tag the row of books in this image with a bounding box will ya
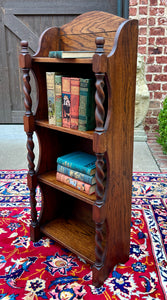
[46,72,95,131]
[56,151,97,195]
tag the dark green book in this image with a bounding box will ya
[78,78,95,131]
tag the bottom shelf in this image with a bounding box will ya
[41,217,96,264]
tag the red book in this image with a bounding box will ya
[56,172,96,195]
[62,77,71,128]
[70,78,80,129]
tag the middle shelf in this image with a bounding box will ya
[35,120,94,140]
[38,170,96,205]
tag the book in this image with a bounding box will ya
[56,172,96,195]
[46,72,56,125]
[57,163,96,185]
[62,77,71,128]
[78,78,96,131]
[57,151,96,175]
[49,50,95,59]
[55,75,62,126]
[70,78,80,129]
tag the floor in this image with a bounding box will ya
[0,125,164,172]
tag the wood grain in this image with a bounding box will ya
[41,217,96,264]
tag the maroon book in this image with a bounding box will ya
[70,78,80,129]
[62,77,71,128]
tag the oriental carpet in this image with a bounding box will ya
[0,170,166,300]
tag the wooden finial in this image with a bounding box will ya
[20,40,28,53]
[95,37,105,53]
[19,40,31,69]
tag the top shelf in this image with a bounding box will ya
[32,57,93,64]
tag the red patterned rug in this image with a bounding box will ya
[0,170,166,300]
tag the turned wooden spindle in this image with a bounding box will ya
[92,37,107,286]
[19,41,39,241]
[93,37,106,205]
[94,37,106,132]
[20,41,32,117]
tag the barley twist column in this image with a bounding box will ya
[92,37,107,286]
[19,41,40,241]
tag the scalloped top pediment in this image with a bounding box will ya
[60,11,125,35]
[33,11,136,57]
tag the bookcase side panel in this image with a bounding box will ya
[33,27,60,57]
[31,63,48,120]
[104,19,138,269]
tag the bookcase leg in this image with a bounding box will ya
[19,41,41,242]
[28,174,41,242]
[26,133,40,242]
[92,221,105,287]
[92,264,106,287]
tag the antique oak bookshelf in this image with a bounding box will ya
[19,11,138,287]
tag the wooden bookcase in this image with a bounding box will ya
[19,11,138,287]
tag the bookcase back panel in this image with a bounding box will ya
[59,11,125,54]
[33,62,95,121]
[36,127,94,174]
[60,11,124,35]
[60,33,115,54]
[39,184,66,224]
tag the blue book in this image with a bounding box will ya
[57,164,96,185]
[57,151,97,175]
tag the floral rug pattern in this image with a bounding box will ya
[0,170,166,300]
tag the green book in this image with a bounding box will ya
[55,75,62,126]
[78,78,95,131]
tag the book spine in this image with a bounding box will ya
[55,75,62,126]
[62,77,71,128]
[56,172,95,195]
[48,51,57,58]
[70,78,80,129]
[78,78,95,131]
[57,157,94,175]
[57,164,95,184]
[46,72,56,125]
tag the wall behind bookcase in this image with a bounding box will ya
[0,0,117,123]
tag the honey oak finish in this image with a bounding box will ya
[19,11,138,287]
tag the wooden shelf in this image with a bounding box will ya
[41,217,96,264]
[38,171,96,205]
[35,120,94,140]
[32,57,92,64]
